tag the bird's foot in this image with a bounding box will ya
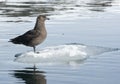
[34,51,40,54]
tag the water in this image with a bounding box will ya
[0,0,120,84]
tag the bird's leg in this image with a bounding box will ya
[33,64,36,72]
[33,46,36,53]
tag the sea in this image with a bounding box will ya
[0,0,120,84]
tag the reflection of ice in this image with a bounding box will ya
[14,43,119,64]
[0,0,119,20]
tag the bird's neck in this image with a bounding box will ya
[34,20,46,32]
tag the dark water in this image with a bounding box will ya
[0,0,120,84]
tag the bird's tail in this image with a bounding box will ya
[9,36,22,44]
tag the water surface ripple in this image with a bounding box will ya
[0,0,120,84]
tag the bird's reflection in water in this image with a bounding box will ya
[12,67,46,84]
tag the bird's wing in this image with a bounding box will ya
[10,30,40,45]
[21,30,40,43]
[22,30,40,38]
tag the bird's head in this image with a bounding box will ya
[37,15,49,22]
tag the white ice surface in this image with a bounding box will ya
[14,43,119,64]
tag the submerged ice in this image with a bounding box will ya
[14,43,119,64]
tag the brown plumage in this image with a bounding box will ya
[9,15,49,52]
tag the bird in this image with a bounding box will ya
[9,15,49,53]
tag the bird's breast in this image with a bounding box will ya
[30,31,47,46]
